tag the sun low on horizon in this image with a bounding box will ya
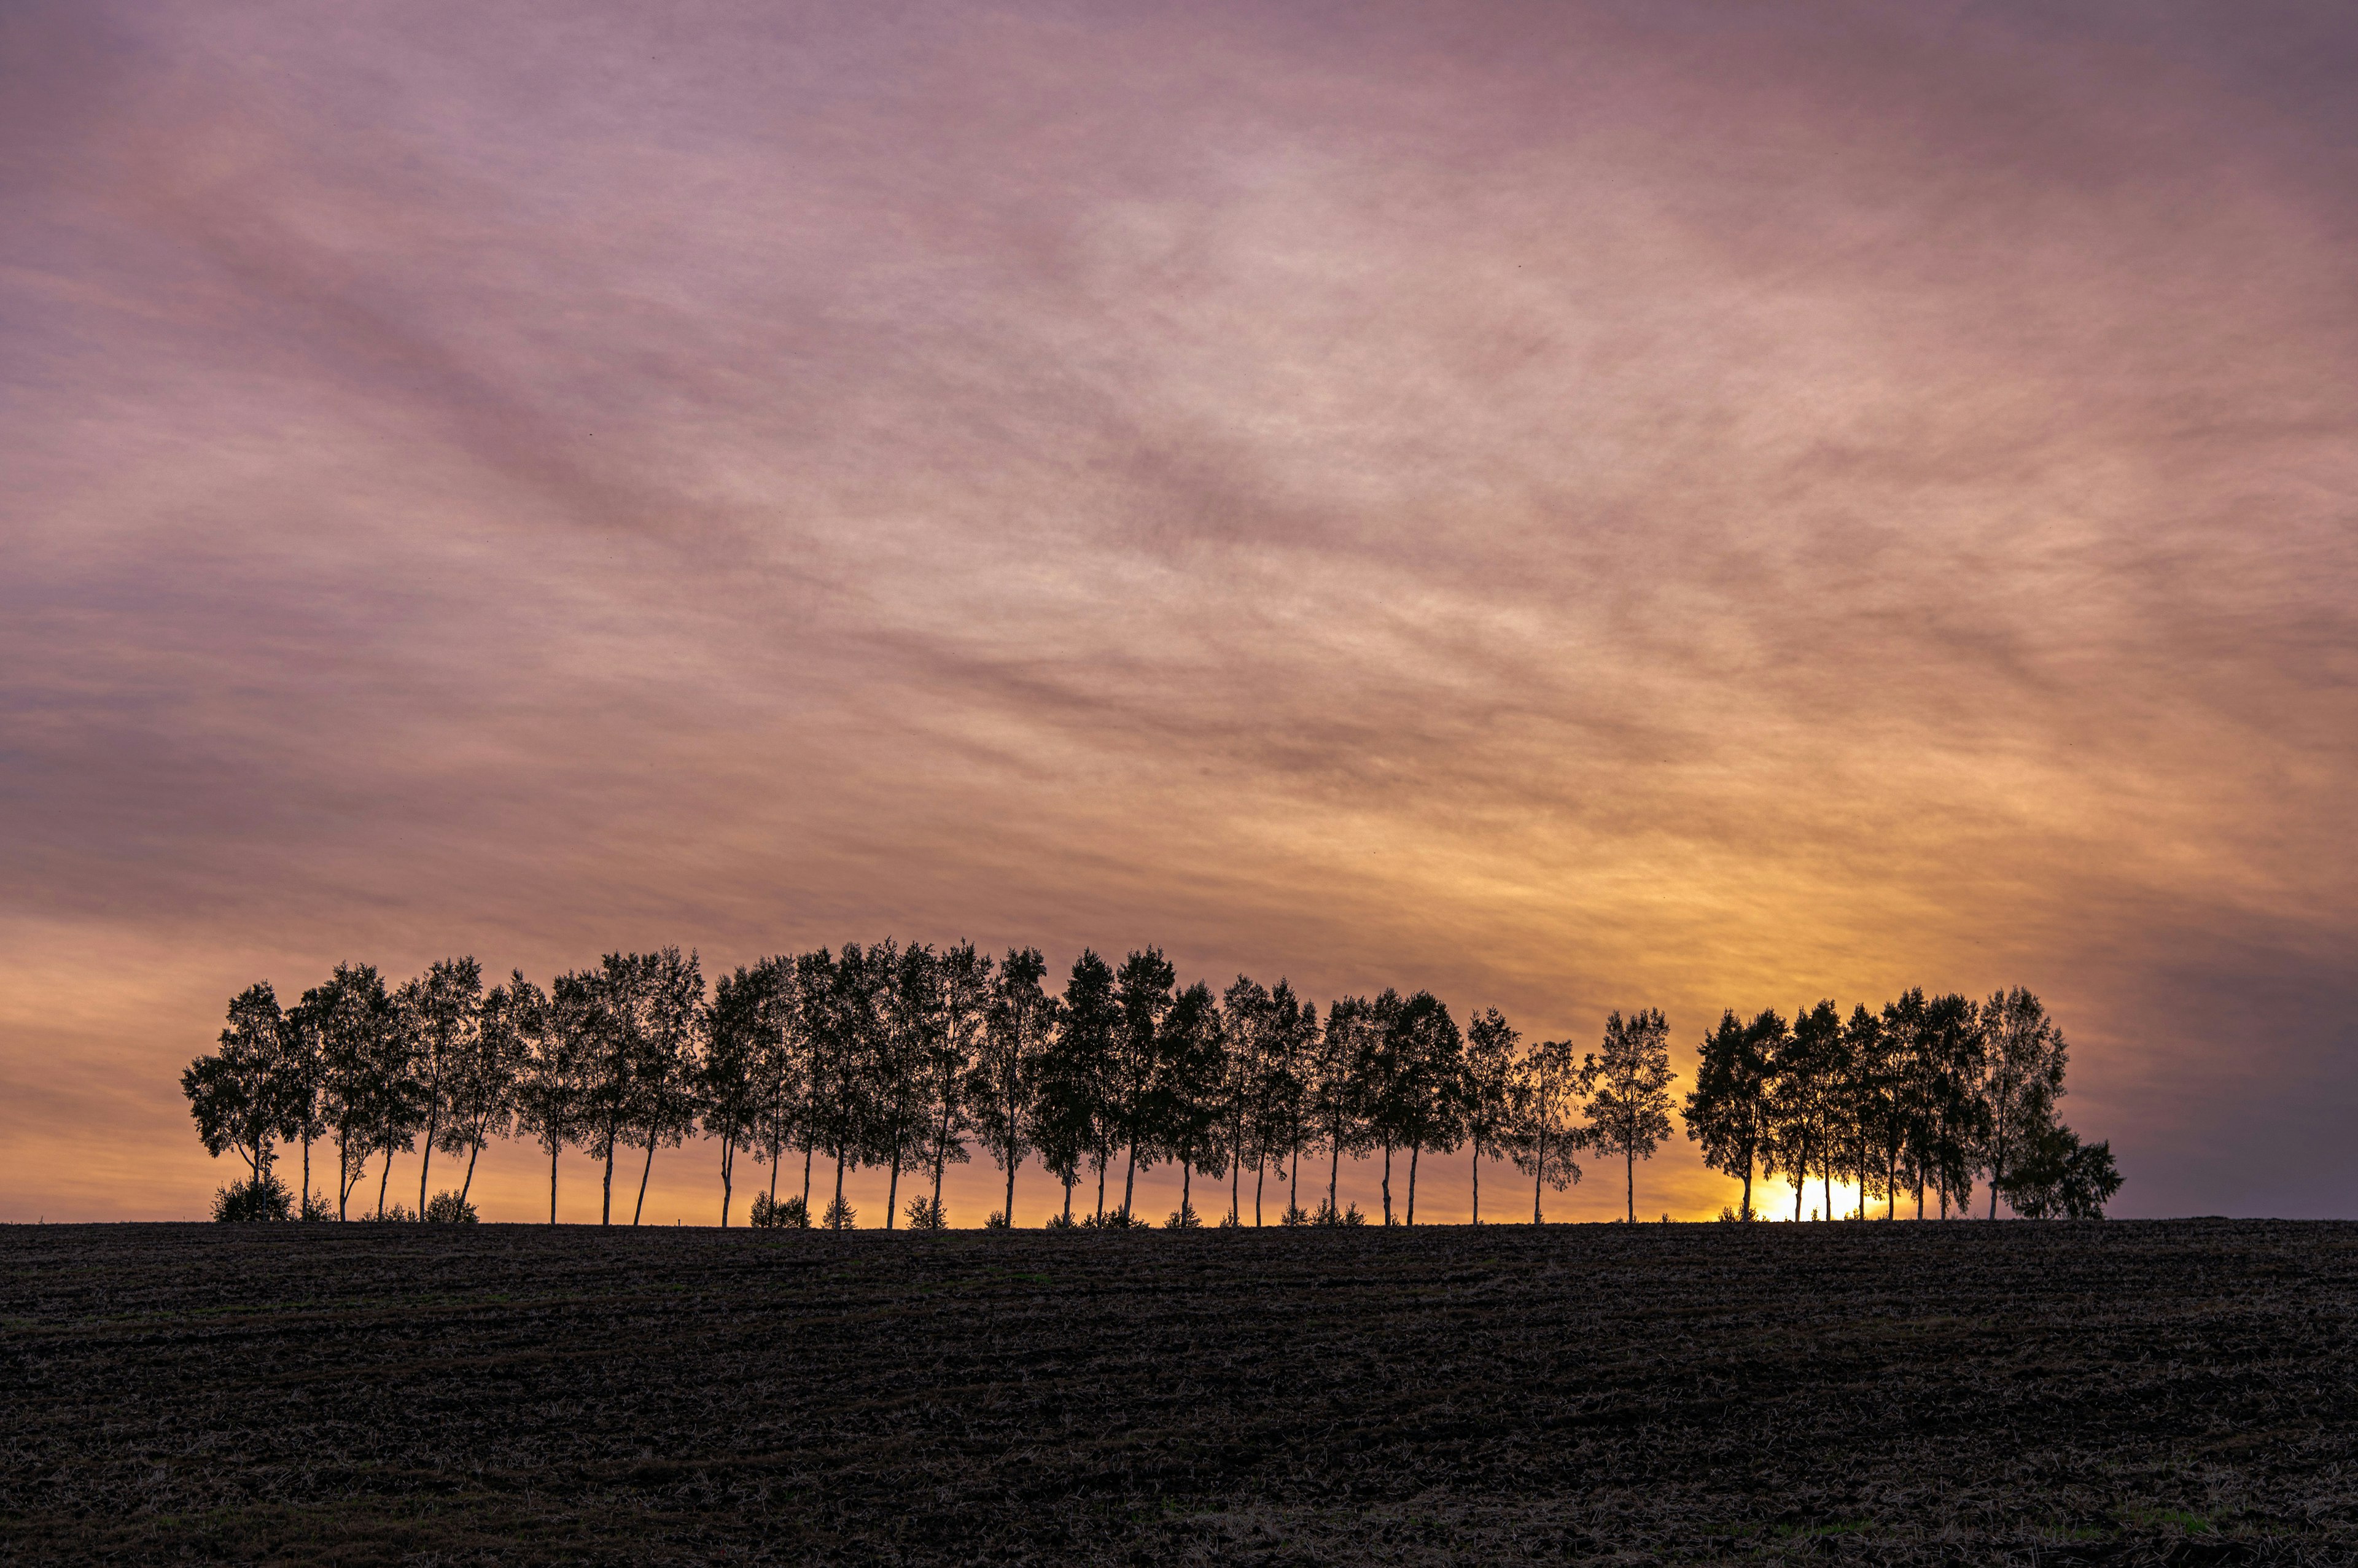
[3,0,2354,1228]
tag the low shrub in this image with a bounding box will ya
[212,1172,294,1222]
[358,1203,418,1223]
[1043,1211,1078,1229]
[822,1194,856,1230]
[1281,1204,1310,1227]
[298,1189,335,1221]
[1165,1200,1202,1230]
[423,1190,478,1224]
[984,1209,1012,1229]
[903,1195,947,1230]
[750,1192,810,1228]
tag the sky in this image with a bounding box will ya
[4,0,2353,1225]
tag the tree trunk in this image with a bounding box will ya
[1471,1146,1481,1225]
[1328,1141,1341,1216]
[832,1151,847,1225]
[376,1147,393,1220]
[1823,1168,1831,1224]
[633,1138,656,1225]
[1062,1172,1075,1224]
[418,1111,438,1215]
[602,1130,616,1225]
[1534,1147,1544,1225]
[1288,1142,1300,1214]
[1627,1148,1635,1224]
[1120,1140,1137,1221]
[933,1094,952,1216]
[1380,1143,1393,1226]
[885,1153,901,1230]
[1255,1159,1265,1227]
[1740,1158,1752,1222]
[459,1139,481,1206]
[801,1143,813,1207]
[720,1135,734,1228]
[1180,1162,1191,1219]
[1231,1145,1240,1224]
[550,1143,559,1225]
[301,1135,312,1216]
[1406,1144,1419,1226]
[1095,1159,1106,1221]
[1005,1146,1018,1228]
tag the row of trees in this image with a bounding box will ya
[184,944,2120,1226]
[1683,989,2122,1222]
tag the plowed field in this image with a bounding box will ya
[5,1220,2352,1564]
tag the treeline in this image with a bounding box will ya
[183,943,2120,1227]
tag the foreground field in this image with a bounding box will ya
[4,1220,2352,1564]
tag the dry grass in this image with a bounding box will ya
[4,1219,2354,1563]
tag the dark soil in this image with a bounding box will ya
[4,1219,2354,1564]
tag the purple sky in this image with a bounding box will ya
[4,0,2353,1222]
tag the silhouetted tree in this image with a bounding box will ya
[1869,989,1930,1219]
[1829,1003,1881,1220]
[869,939,940,1229]
[1916,993,1985,1218]
[1976,987,2070,1217]
[1259,981,1318,1223]
[969,946,1056,1225]
[311,963,418,1220]
[804,944,881,1227]
[702,963,776,1227]
[742,956,810,1209]
[1461,1009,1519,1225]
[1043,949,1119,1221]
[183,982,294,1197]
[395,956,483,1217]
[1582,1009,1676,1224]
[1310,995,1375,1219]
[572,955,644,1225]
[2001,1123,2123,1218]
[917,942,991,1227]
[1219,976,1274,1225]
[1683,1009,1776,1221]
[1799,1001,1853,1220]
[1111,947,1177,1221]
[278,992,329,1214]
[624,949,702,1225]
[1508,1034,1584,1223]
[1390,992,1465,1226]
[1158,979,1228,1224]
[1766,1002,1841,1221]
[507,973,577,1223]
[1350,990,1418,1224]
[443,970,524,1208]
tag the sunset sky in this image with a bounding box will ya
[4,0,2352,1224]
